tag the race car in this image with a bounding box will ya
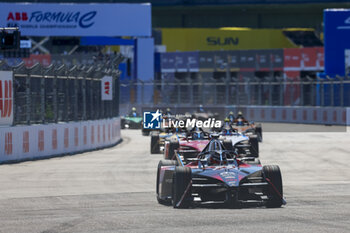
[231,112,263,142]
[121,107,142,129]
[163,128,210,160]
[150,126,187,154]
[191,105,220,122]
[121,116,143,129]
[220,127,259,158]
[156,136,285,208]
[164,126,259,161]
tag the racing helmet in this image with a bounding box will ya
[237,111,243,117]
[228,111,235,122]
[198,104,204,112]
[192,131,204,140]
[207,140,227,165]
[132,107,136,112]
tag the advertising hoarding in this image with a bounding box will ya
[0,3,151,37]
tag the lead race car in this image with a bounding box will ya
[156,136,286,208]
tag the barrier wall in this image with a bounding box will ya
[0,117,121,163]
[243,106,348,125]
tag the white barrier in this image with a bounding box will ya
[0,117,121,163]
[245,106,348,125]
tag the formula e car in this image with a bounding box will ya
[164,126,259,160]
[156,136,285,208]
[150,127,187,154]
[163,129,210,160]
[121,116,143,129]
[231,120,263,142]
[220,128,259,158]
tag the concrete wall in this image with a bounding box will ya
[0,117,121,164]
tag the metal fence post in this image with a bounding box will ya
[82,74,87,120]
[225,78,229,105]
[214,82,217,104]
[141,81,144,105]
[65,74,70,121]
[269,80,273,105]
[300,79,304,106]
[247,80,251,105]
[236,81,239,105]
[310,79,314,106]
[190,79,194,105]
[201,80,205,104]
[279,78,283,106]
[340,77,344,107]
[321,79,324,107]
[330,78,334,107]
[290,79,294,106]
[258,80,262,105]
[40,73,45,123]
[12,71,16,126]
[177,80,181,104]
[53,73,58,123]
[26,71,31,125]
[73,74,78,121]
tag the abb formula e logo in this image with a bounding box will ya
[6,11,96,28]
[0,71,13,125]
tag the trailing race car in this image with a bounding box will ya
[220,127,259,158]
[150,126,187,154]
[191,105,220,122]
[163,128,210,160]
[121,116,143,129]
[156,136,285,209]
[121,107,142,129]
[164,126,259,161]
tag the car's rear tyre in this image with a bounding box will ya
[256,125,263,142]
[172,167,192,209]
[121,119,126,129]
[263,165,283,208]
[249,135,259,157]
[156,160,177,205]
[151,132,160,154]
[167,138,179,160]
[223,139,233,151]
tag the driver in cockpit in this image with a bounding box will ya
[234,111,249,126]
[220,118,236,135]
[201,140,230,166]
[228,111,235,123]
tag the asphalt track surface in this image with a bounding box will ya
[0,123,349,233]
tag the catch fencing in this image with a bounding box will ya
[0,55,123,126]
[120,76,350,109]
